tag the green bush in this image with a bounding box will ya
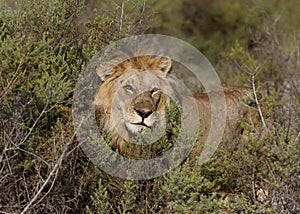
[87,9,299,214]
[0,0,149,213]
[1,0,299,213]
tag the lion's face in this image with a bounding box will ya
[95,56,173,144]
[112,70,167,137]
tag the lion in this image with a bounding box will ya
[94,55,258,158]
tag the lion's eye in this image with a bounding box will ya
[123,84,134,92]
[150,87,160,94]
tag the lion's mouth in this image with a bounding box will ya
[125,120,153,134]
[131,121,151,129]
[125,113,160,134]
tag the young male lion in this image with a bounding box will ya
[94,55,257,158]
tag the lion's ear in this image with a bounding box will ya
[157,56,172,73]
[96,62,115,82]
[96,59,132,82]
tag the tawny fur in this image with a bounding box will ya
[95,55,258,157]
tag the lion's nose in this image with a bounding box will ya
[135,108,152,118]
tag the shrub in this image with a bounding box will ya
[87,11,299,214]
[0,0,149,213]
[1,0,299,213]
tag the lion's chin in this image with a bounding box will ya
[125,122,150,134]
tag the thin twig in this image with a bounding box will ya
[18,98,56,147]
[251,73,269,134]
[252,166,257,202]
[0,211,18,214]
[296,33,300,68]
[0,144,8,165]
[138,0,147,27]
[244,63,269,134]
[142,0,146,14]
[119,0,125,31]
[295,132,300,142]
[0,64,25,102]
[4,131,50,167]
[20,156,61,214]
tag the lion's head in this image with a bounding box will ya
[94,55,181,154]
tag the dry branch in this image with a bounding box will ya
[20,117,84,214]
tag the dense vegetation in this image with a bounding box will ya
[0,0,299,213]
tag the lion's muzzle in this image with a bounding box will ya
[125,91,162,133]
